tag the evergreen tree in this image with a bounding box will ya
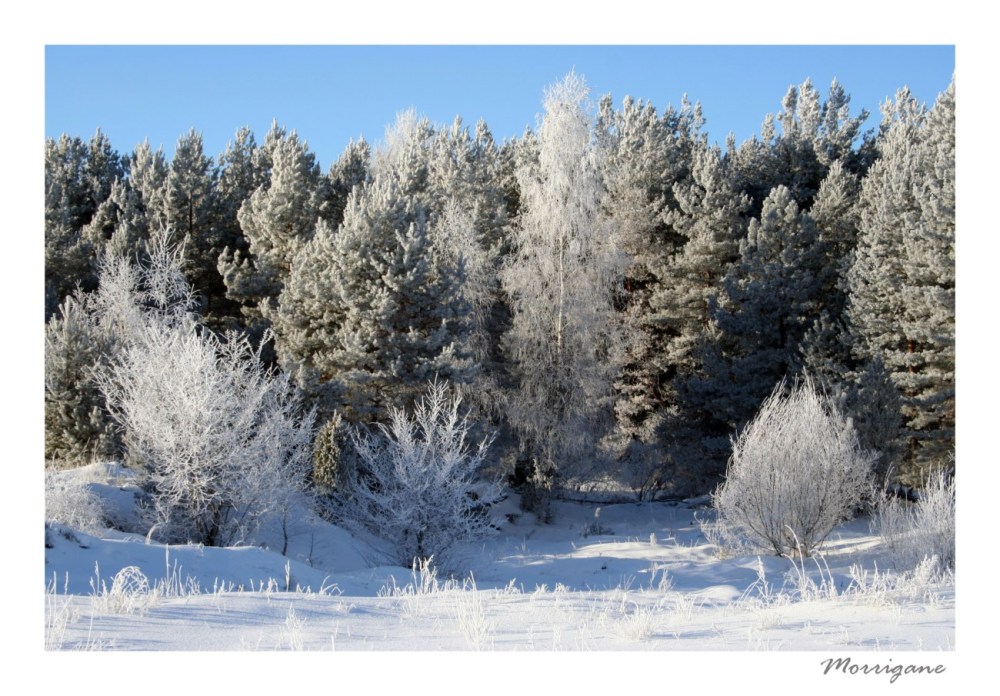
[687,185,825,480]
[425,117,511,417]
[219,126,323,338]
[730,79,869,214]
[653,142,750,492]
[44,130,125,317]
[127,139,170,232]
[500,72,626,487]
[80,177,152,263]
[45,293,119,466]
[273,175,474,422]
[595,94,704,491]
[795,161,863,390]
[846,80,955,482]
[161,129,228,321]
[326,137,371,229]
[208,126,264,329]
[360,112,509,422]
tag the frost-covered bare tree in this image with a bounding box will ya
[97,231,315,547]
[713,377,874,557]
[103,325,314,546]
[500,72,627,488]
[334,380,503,566]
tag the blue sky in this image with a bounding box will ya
[45,45,954,169]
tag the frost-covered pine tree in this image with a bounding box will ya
[371,109,435,198]
[44,130,125,317]
[325,137,371,229]
[161,129,230,322]
[45,293,119,466]
[730,79,869,214]
[219,125,323,335]
[652,142,750,491]
[689,185,825,473]
[425,118,510,418]
[846,80,955,482]
[127,139,170,232]
[595,93,704,491]
[207,126,267,330]
[273,175,474,421]
[500,72,626,487]
[795,162,863,393]
[355,112,508,423]
[80,178,152,263]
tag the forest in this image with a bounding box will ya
[44,71,955,559]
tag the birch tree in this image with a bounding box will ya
[500,72,626,488]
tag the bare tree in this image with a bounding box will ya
[500,72,627,487]
[334,380,502,567]
[98,231,315,546]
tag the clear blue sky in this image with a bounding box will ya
[45,45,954,169]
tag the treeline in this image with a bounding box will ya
[45,72,955,503]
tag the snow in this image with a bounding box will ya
[44,476,954,656]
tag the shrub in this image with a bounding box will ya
[311,411,359,491]
[44,469,106,535]
[96,232,315,547]
[335,380,503,566]
[713,377,875,557]
[102,325,315,546]
[874,468,955,573]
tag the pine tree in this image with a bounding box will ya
[326,137,371,229]
[687,185,825,481]
[846,80,955,482]
[358,112,508,422]
[730,79,869,214]
[127,139,170,232]
[219,126,323,337]
[424,118,511,419]
[652,142,750,492]
[795,161,862,388]
[273,175,474,422]
[80,177,152,263]
[595,93,704,491]
[44,130,125,317]
[500,72,626,486]
[45,293,119,466]
[208,126,265,330]
[161,129,230,322]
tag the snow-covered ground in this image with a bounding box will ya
[43,464,954,655]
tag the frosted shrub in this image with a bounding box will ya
[311,411,360,491]
[90,565,157,615]
[45,469,106,535]
[713,378,874,557]
[337,380,503,566]
[874,469,955,573]
[97,232,315,547]
[103,326,315,547]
